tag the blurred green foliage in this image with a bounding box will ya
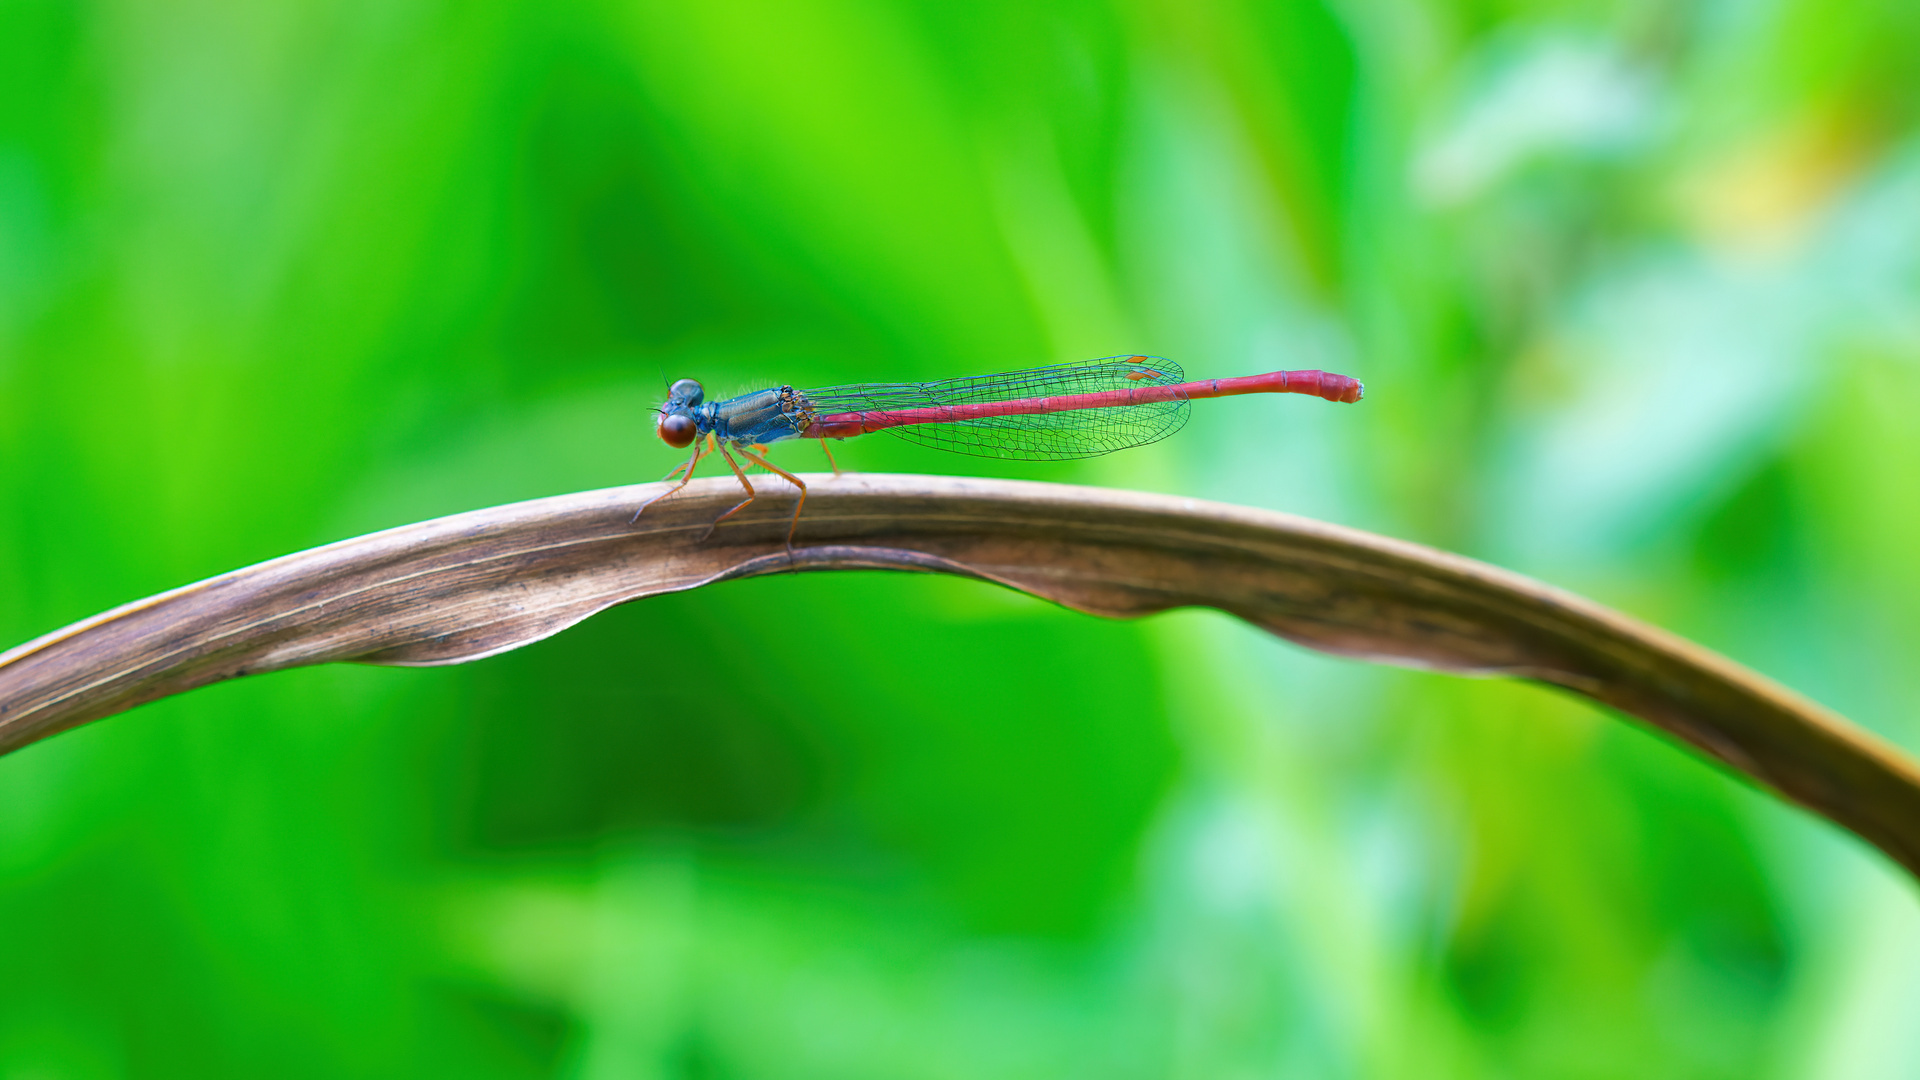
[5,0,1920,1075]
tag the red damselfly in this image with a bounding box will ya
[637,355,1364,545]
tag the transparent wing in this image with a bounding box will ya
[800,356,1190,461]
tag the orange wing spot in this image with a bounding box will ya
[1127,368,1165,381]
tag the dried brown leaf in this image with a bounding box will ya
[4,474,1918,876]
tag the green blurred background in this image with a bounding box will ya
[5,0,1920,1075]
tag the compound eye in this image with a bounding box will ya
[669,378,704,406]
[658,412,697,449]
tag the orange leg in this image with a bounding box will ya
[738,445,808,550]
[703,442,759,540]
[633,434,712,524]
[817,434,842,476]
[658,436,713,483]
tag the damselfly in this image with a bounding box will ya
[638,355,1364,545]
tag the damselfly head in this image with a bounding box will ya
[656,378,705,449]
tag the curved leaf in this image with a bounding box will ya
[4,473,1917,876]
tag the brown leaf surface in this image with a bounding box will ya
[4,473,1919,876]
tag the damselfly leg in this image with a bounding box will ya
[738,445,807,550]
[816,434,841,476]
[632,434,713,524]
[704,443,759,541]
